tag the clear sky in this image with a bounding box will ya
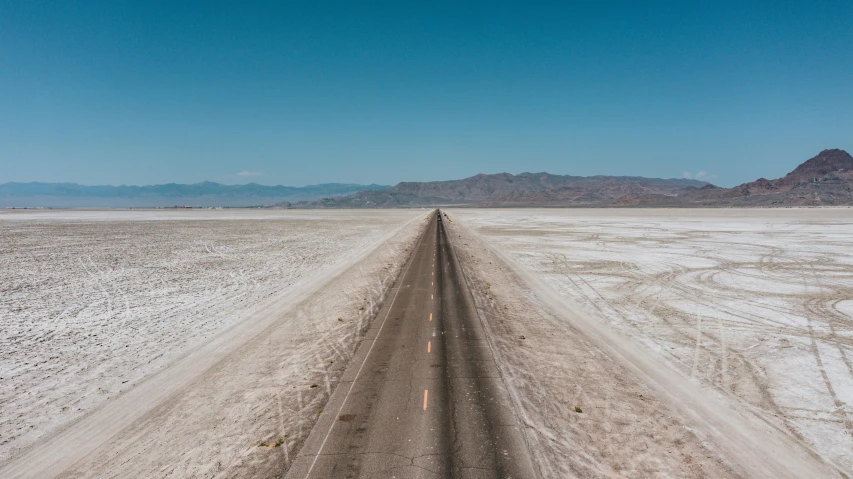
[1,1,851,187]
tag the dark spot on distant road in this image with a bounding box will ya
[339,414,356,422]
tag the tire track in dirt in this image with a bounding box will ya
[799,263,853,439]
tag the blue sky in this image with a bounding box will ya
[1,1,851,187]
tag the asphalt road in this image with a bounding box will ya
[286,211,535,478]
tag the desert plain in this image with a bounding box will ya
[448,208,853,477]
[1,207,852,478]
[0,209,426,477]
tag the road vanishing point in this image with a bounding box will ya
[286,210,536,478]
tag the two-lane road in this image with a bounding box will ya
[286,211,535,478]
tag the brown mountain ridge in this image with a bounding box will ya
[281,149,853,208]
[620,149,853,207]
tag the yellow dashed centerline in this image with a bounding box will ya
[423,390,429,410]
[428,341,431,353]
[429,313,433,321]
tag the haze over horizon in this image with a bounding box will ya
[2,2,851,188]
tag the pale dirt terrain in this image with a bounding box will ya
[0,209,427,478]
[446,208,853,478]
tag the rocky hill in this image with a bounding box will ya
[621,149,853,207]
[786,148,853,182]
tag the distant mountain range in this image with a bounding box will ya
[282,149,852,208]
[6,149,850,209]
[0,182,390,207]
[280,174,708,208]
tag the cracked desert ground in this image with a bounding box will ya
[0,209,426,477]
[450,208,853,476]
[2,207,853,478]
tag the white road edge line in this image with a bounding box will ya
[303,215,432,478]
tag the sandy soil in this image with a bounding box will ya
[446,208,853,478]
[0,209,427,477]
